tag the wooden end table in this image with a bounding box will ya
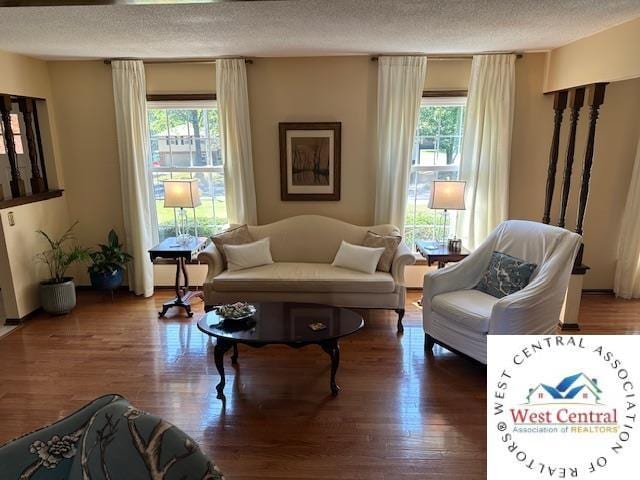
[149,236,208,318]
[415,241,470,307]
[197,302,364,399]
[416,241,470,269]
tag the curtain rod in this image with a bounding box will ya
[370,53,523,61]
[103,58,253,65]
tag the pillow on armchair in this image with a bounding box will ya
[475,251,537,298]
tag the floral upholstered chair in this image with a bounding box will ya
[0,394,223,480]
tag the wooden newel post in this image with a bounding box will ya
[0,94,25,198]
[558,87,585,228]
[18,98,46,194]
[575,83,607,237]
[542,90,567,224]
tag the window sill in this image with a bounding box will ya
[0,189,63,209]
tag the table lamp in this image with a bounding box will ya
[429,180,466,247]
[163,179,201,246]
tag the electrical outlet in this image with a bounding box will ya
[8,212,15,226]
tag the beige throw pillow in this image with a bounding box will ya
[332,241,386,275]
[224,238,274,272]
[362,231,402,272]
[212,225,253,269]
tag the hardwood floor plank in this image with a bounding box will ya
[0,290,637,478]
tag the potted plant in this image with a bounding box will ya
[36,222,90,315]
[88,229,132,291]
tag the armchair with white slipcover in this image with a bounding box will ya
[423,220,582,364]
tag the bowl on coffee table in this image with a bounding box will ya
[215,302,256,321]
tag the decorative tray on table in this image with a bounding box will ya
[215,302,256,321]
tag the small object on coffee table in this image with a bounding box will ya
[308,322,327,331]
[197,302,364,399]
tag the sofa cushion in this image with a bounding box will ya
[213,262,396,294]
[212,224,252,269]
[332,241,385,274]
[362,231,402,272]
[432,289,500,333]
[224,237,274,271]
[246,215,400,263]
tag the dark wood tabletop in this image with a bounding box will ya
[197,302,364,346]
[415,240,470,267]
[148,236,208,261]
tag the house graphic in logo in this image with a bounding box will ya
[526,373,602,405]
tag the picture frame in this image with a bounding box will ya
[279,122,341,201]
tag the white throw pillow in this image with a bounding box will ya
[331,241,386,275]
[223,237,274,272]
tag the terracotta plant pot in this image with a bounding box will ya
[40,277,76,315]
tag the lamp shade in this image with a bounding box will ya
[429,180,466,210]
[163,179,201,208]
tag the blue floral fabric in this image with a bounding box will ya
[475,251,537,298]
[0,394,223,480]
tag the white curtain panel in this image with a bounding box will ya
[614,135,640,298]
[374,56,427,231]
[216,58,258,226]
[111,60,158,297]
[456,54,516,249]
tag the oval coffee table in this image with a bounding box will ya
[197,302,364,399]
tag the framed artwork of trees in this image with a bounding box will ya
[279,122,341,201]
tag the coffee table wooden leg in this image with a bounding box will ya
[231,344,239,365]
[214,340,233,399]
[320,339,341,396]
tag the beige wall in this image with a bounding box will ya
[146,62,215,94]
[249,56,471,225]
[510,53,640,289]
[248,56,376,224]
[545,16,640,92]
[43,53,639,291]
[0,50,65,189]
[0,197,70,319]
[0,50,71,319]
[46,56,472,268]
[47,61,124,285]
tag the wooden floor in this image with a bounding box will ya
[0,291,638,479]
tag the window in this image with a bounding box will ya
[404,97,466,249]
[147,101,227,241]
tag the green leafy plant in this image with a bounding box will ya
[36,222,91,284]
[88,229,132,275]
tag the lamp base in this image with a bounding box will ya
[175,233,193,246]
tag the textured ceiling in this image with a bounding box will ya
[0,0,639,60]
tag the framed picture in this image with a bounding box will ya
[279,122,341,201]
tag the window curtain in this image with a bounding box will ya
[455,54,516,249]
[111,60,158,297]
[614,134,640,298]
[216,58,257,226]
[374,56,427,231]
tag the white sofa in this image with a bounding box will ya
[198,215,416,331]
[423,220,582,363]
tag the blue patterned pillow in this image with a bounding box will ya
[475,251,537,298]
